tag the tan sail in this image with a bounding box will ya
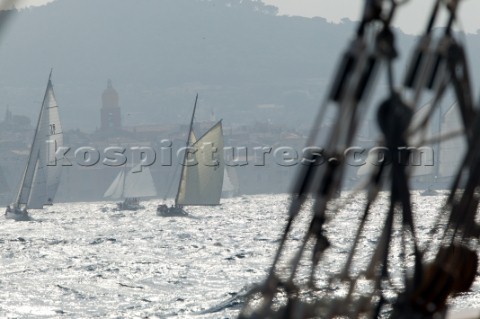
[176,121,224,205]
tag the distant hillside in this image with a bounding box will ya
[0,0,478,132]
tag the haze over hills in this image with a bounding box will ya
[0,0,478,132]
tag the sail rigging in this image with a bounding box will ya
[239,1,480,318]
[174,94,198,206]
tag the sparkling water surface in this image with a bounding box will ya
[0,193,478,318]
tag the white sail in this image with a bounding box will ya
[27,160,47,209]
[176,121,224,205]
[29,81,63,206]
[44,84,63,204]
[123,165,157,198]
[104,165,157,200]
[439,103,465,178]
[222,166,239,196]
[104,169,125,199]
[223,169,234,192]
[13,76,64,209]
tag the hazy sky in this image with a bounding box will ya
[262,0,480,35]
[8,0,480,35]
[0,0,53,9]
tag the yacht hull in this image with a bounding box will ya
[116,202,144,211]
[5,208,31,221]
[156,205,188,217]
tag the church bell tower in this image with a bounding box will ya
[100,79,122,131]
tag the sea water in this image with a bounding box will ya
[0,193,478,318]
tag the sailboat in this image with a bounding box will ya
[104,164,157,210]
[5,72,63,221]
[157,94,224,216]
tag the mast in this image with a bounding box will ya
[175,93,198,206]
[14,71,53,207]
